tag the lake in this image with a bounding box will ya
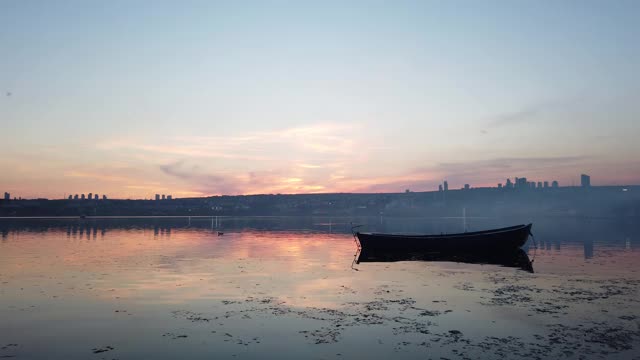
[1,216,639,359]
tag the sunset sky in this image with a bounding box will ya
[1,1,639,199]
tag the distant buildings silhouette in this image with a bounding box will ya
[67,193,108,200]
[433,174,594,192]
[505,179,513,189]
[0,174,595,203]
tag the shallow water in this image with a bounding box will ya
[1,217,639,359]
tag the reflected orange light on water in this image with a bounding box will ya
[1,223,638,310]
[0,227,360,307]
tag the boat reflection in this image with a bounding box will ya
[355,248,534,273]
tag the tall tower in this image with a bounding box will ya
[581,174,591,188]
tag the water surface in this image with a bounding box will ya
[1,217,638,359]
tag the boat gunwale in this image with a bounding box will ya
[357,223,531,239]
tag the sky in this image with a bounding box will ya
[1,0,639,199]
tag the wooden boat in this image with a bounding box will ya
[354,248,534,272]
[355,224,532,253]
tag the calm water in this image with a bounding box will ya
[1,217,639,359]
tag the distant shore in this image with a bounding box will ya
[1,186,638,218]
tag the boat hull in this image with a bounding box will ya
[356,224,532,253]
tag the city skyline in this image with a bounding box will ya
[2,1,640,198]
[0,172,616,201]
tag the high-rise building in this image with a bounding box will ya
[103,195,107,200]
[537,182,542,188]
[94,194,99,200]
[155,194,160,201]
[88,193,93,200]
[81,194,86,200]
[552,181,559,188]
[498,183,503,189]
[505,179,513,189]
[68,195,73,200]
[438,184,443,192]
[443,181,449,191]
[464,184,470,190]
[162,194,166,200]
[3,192,9,201]
[544,181,549,188]
[581,174,591,187]
[515,177,528,189]
[167,195,172,200]
[74,194,79,200]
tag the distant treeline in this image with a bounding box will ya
[1,186,639,218]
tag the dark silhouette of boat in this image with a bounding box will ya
[354,248,533,272]
[355,224,532,253]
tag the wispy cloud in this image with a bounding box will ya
[64,171,132,183]
[159,160,243,195]
[96,123,366,195]
[485,99,577,129]
[487,107,543,128]
[428,156,592,187]
[435,156,590,172]
[98,123,360,161]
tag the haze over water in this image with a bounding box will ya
[1,217,638,359]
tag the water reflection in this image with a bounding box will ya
[0,216,638,263]
[1,218,639,360]
[355,248,534,273]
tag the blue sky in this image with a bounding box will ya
[1,1,639,198]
